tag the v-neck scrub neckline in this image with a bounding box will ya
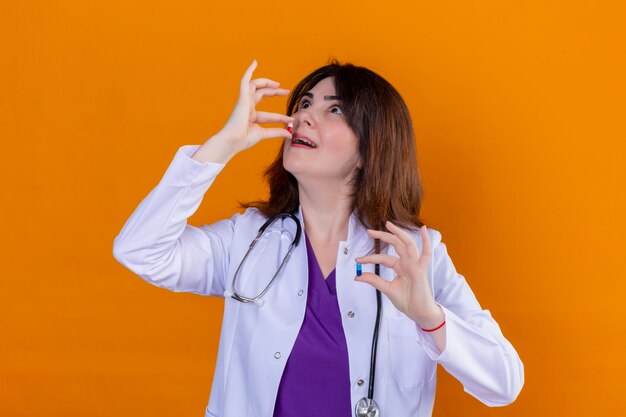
[305,234,337,291]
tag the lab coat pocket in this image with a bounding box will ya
[387,316,436,390]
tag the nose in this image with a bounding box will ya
[293,106,314,129]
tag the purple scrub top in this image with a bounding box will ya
[272,234,352,417]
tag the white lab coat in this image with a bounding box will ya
[113,145,524,417]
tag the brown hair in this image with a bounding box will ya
[242,59,425,250]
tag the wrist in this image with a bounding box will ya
[413,304,445,330]
[192,133,240,164]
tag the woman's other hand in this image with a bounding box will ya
[355,223,445,331]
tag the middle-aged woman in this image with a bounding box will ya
[113,59,524,417]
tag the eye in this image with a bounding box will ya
[330,105,343,115]
[297,98,343,115]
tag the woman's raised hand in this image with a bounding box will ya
[192,59,294,164]
[219,59,294,150]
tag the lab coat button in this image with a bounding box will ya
[348,311,355,318]
[343,247,349,255]
[357,379,365,386]
[274,352,281,359]
[298,290,304,296]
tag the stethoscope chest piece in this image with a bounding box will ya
[355,397,380,417]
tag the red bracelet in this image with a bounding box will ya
[421,320,446,332]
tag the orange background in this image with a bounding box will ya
[2,1,625,416]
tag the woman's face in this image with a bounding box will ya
[283,76,361,184]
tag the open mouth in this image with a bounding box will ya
[291,137,317,148]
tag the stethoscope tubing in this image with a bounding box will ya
[368,274,382,400]
[230,212,302,304]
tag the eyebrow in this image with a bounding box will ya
[302,92,341,101]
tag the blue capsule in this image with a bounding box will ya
[356,263,362,277]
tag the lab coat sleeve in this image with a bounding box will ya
[415,230,525,406]
[112,144,236,296]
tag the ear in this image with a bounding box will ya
[353,153,363,170]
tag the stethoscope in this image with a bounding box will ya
[226,212,382,417]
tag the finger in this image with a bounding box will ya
[253,87,291,103]
[240,59,257,95]
[251,78,282,89]
[354,254,399,270]
[385,221,417,248]
[354,272,392,295]
[419,225,432,263]
[257,127,293,141]
[366,229,403,250]
[255,111,295,124]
